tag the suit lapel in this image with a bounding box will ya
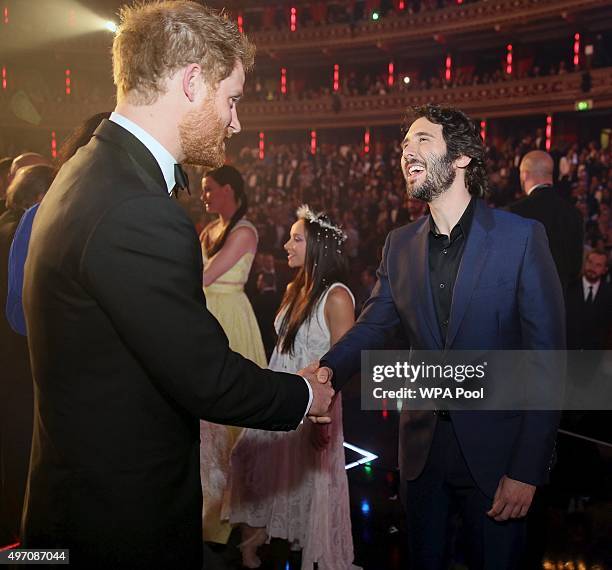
[409,218,444,349]
[93,119,168,197]
[445,200,492,348]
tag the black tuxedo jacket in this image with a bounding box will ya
[22,120,308,568]
[566,278,612,350]
[509,184,583,291]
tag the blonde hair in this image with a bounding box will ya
[112,0,255,104]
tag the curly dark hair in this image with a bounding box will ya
[405,104,488,198]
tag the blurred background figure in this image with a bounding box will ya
[198,165,267,548]
[0,163,56,546]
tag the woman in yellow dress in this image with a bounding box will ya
[198,165,267,545]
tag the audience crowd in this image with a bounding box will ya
[200,135,610,263]
[245,58,581,102]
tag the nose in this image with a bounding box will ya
[284,239,291,251]
[402,142,416,161]
[229,106,241,135]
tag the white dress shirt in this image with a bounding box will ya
[582,277,601,302]
[109,112,177,194]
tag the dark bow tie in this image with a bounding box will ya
[173,163,190,197]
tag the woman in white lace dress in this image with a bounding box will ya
[227,205,360,569]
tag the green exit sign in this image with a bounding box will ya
[575,100,593,111]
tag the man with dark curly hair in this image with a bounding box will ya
[319,104,565,569]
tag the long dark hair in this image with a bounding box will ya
[406,104,488,197]
[56,112,111,167]
[277,207,349,355]
[203,165,247,257]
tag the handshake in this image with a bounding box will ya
[298,363,335,424]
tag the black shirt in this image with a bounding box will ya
[428,197,476,341]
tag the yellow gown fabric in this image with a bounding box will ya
[199,218,267,544]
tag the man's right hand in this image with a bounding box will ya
[304,374,335,423]
[304,365,335,424]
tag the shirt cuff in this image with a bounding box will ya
[301,376,314,418]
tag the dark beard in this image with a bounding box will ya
[407,151,456,203]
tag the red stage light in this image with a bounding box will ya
[237,13,243,33]
[259,131,265,160]
[1,66,6,90]
[280,67,287,95]
[388,62,394,87]
[65,69,71,95]
[506,44,513,75]
[333,64,340,92]
[445,55,452,82]
[0,542,21,552]
[310,130,317,155]
[480,119,487,142]
[51,131,57,159]
[573,33,580,67]
[364,128,370,154]
[545,115,552,151]
[290,7,297,32]
[3,6,8,25]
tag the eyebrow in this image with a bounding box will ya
[402,131,434,148]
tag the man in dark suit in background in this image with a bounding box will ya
[566,250,611,351]
[318,105,565,569]
[510,150,583,292]
[21,3,333,568]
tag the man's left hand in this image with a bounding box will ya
[486,475,536,521]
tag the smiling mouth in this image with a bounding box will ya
[406,164,426,180]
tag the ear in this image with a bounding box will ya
[182,63,205,103]
[454,155,472,169]
[221,183,234,201]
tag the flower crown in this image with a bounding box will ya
[296,204,348,245]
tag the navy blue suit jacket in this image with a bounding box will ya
[322,199,565,496]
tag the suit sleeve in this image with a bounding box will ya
[508,221,566,485]
[321,231,401,390]
[80,195,308,431]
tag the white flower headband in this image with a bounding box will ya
[296,204,348,246]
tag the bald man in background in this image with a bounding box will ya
[510,150,583,292]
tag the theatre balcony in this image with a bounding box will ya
[236,68,612,131]
[228,0,612,66]
[0,68,610,136]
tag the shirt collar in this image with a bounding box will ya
[582,275,601,294]
[109,112,177,194]
[429,196,476,241]
[526,183,552,196]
